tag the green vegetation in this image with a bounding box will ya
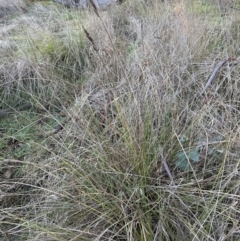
[0,0,240,240]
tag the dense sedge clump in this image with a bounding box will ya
[0,1,239,240]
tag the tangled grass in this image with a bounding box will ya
[0,0,240,240]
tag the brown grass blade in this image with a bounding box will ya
[82,25,98,52]
[88,0,100,18]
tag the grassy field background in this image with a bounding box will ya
[0,0,240,240]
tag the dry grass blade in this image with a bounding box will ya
[89,0,100,18]
[200,57,239,96]
[160,151,174,184]
[82,25,98,52]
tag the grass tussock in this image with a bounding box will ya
[0,0,240,240]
